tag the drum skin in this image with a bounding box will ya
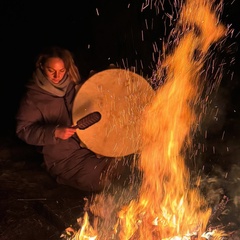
[72,68,155,157]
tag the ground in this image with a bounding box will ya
[1,110,240,240]
[0,135,93,240]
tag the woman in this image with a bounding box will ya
[15,46,126,192]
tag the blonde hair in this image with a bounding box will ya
[35,46,81,84]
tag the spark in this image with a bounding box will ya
[95,8,99,16]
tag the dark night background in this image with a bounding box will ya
[0,0,239,138]
[0,0,168,136]
[1,0,240,239]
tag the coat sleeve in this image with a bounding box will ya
[16,95,58,146]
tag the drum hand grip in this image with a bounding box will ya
[73,111,101,130]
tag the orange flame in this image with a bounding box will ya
[76,0,227,239]
[118,0,227,238]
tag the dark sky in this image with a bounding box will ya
[0,0,240,138]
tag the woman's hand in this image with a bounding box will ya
[54,126,77,140]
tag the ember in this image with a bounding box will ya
[71,0,229,239]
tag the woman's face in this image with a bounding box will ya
[41,57,67,84]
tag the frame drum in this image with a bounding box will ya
[72,69,155,157]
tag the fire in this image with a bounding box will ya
[74,0,228,239]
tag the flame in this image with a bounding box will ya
[75,0,228,239]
